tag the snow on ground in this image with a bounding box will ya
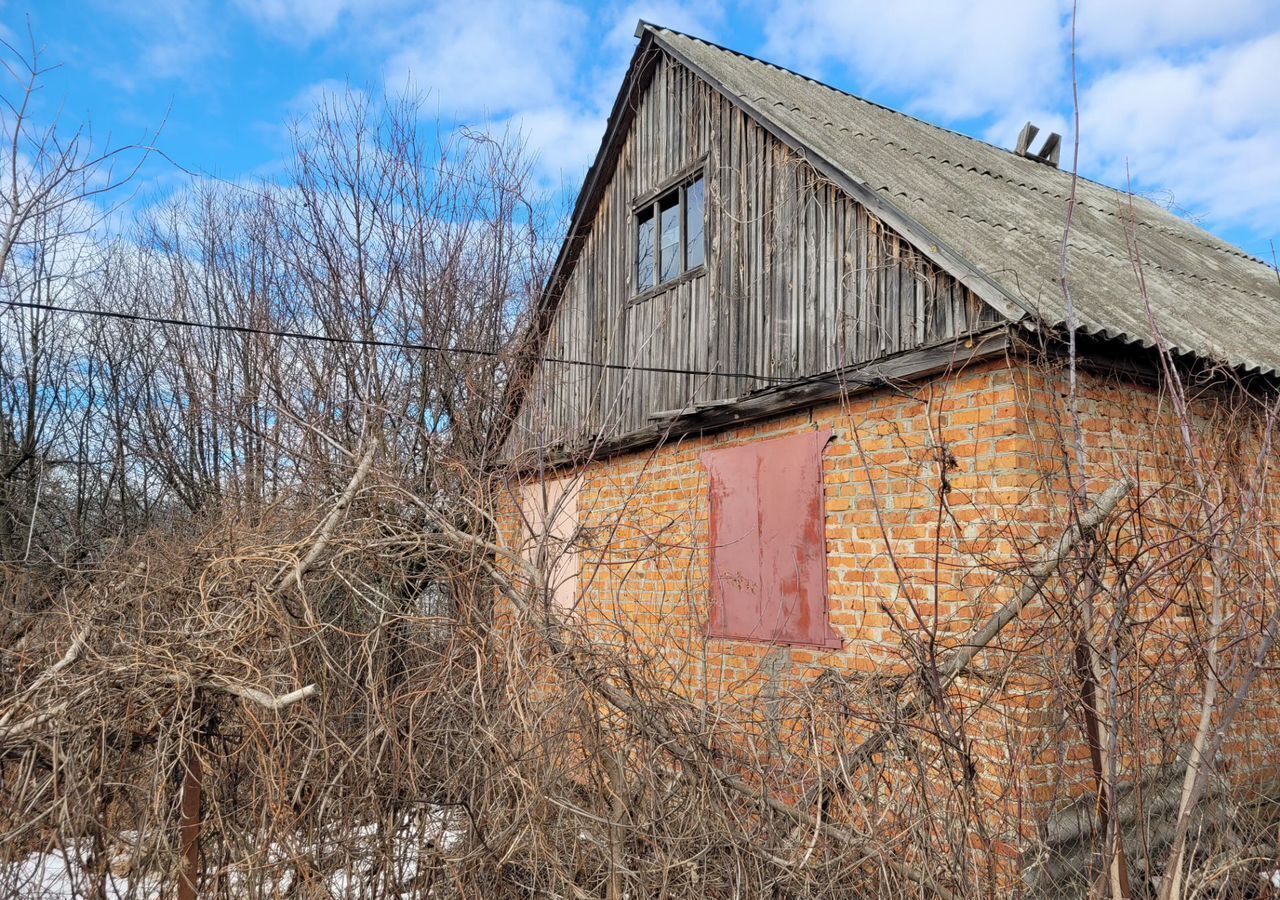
[5,809,466,898]
[6,845,160,899]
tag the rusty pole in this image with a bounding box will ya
[178,739,202,900]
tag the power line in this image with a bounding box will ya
[0,299,788,383]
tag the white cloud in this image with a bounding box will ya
[232,0,374,43]
[89,0,224,88]
[760,0,1070,121]
[384,0,587,118]
[228,0,728,191]
[70,0,1280,255]
[1074,0,1276,58]
[506,105,606,186]
[603,0,724,52]
[1080,32,1280,233]
[286,79,369,118]
[377,0,719,185]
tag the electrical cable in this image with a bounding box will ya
[0,298,791,383]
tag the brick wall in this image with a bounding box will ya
[499,350,1280,876]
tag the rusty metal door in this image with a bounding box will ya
[701,429,839,648]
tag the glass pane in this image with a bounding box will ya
[659,192,681,283]
[685,177,705,269]
[636,208,655,291]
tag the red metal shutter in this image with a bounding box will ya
[701,429,840,648]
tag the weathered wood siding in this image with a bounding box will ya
[508,53,1000,457]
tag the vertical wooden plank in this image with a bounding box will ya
[815,186,827,372]
[508,52,994,453]
[768,143,784,388]
[866,209,877,362]
[874,225,886,356]
[750,118,762,382]
[906,258,916,350]
[854,205,866,364]
[752,131,763,387]
[828,190,841,370]
[768,147,783,380]
[793,170,803,378]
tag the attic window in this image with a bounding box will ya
[636,173,704,292]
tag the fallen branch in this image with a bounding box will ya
[0,702,69,741]
[272,445,378,596]
[209,681,319,711]
[0,630,86,731]
[0,631,88,743]
[156,674,320,711]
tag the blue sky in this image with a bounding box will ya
[10,0,1280,260]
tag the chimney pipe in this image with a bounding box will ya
[1014,121,1062,168]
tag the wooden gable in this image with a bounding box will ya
[502,44,1002,462]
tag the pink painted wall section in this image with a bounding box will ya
[701,428,840,648]
[518,476,581,611]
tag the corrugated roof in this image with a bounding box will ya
[647,24,1280,376]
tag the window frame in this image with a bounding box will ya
[632,162,706,301]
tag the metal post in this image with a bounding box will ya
[178,741,202,900]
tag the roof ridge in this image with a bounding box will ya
[641,24,1113,189]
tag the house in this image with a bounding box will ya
[497,22,1280,887]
